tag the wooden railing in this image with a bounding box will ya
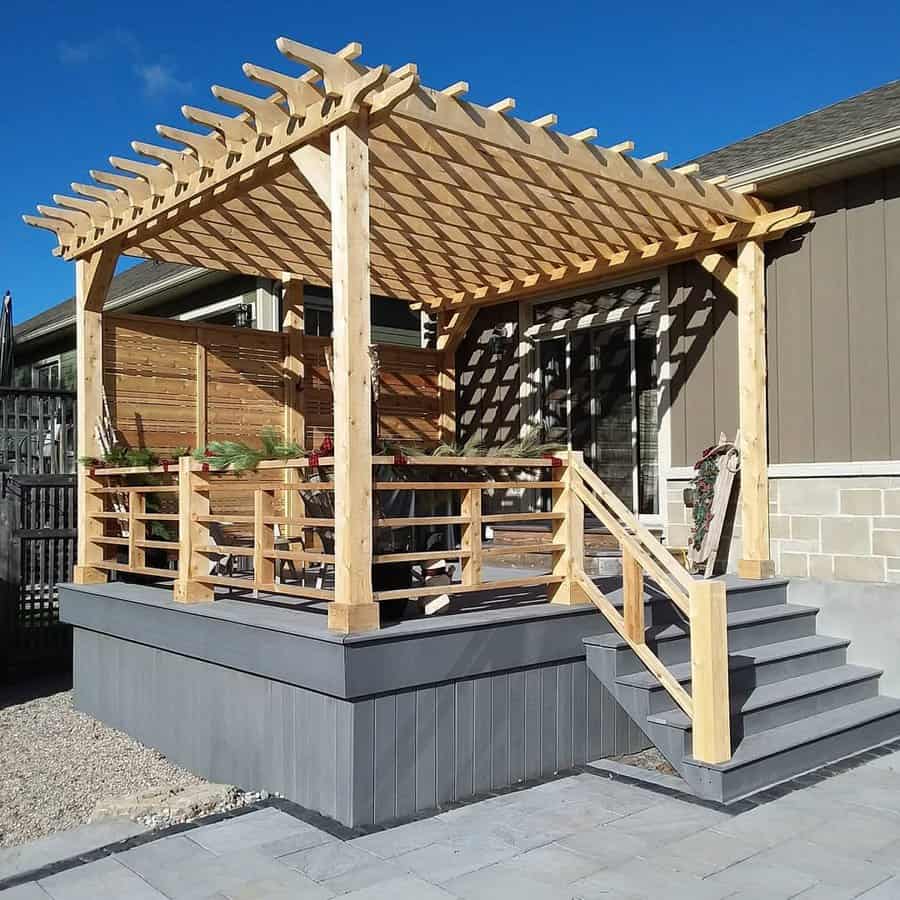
[80,453,578,608]
[366,454,574,604]
[567,451,732,764]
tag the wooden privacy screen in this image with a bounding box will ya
[302,337,441,448]
[103,314,440,452]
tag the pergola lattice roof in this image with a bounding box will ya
[26,39,810,311]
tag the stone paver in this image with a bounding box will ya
[4,749,900,899]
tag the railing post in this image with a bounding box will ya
[549,451,588,606]
[461,486,483,585]
[174,456,213,604]
[689,580,732,764]
[622,547,644,643]
[77,468,108,582]
[254,487,276,591]
[128,490,147,571]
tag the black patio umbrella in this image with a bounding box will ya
[0,291,14,387]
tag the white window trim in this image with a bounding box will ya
[175,296,254,323]
[31,354,62,388]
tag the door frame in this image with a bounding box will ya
[517,268,672,528]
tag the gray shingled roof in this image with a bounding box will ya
[691,80,900,178]
[15,260,194,339]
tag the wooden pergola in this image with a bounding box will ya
[27,37,809,634]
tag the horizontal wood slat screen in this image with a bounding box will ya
[302,337,441,448]
[103,315,441,454]
[103,315,198,452]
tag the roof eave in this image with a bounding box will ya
[717,124,900,195]
[15,266,219,346]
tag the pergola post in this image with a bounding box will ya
[326,112,379,634]
[736,239,775,580]
[74,247,118,585]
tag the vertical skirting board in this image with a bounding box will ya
[73,629,647,828]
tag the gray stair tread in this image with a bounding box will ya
[684,695,900,771]
[648,664,883,730]
[617,635,851,691]
[584,603,819,650]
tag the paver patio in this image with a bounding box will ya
[3,749,900,899]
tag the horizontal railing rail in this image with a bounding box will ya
[82,453,577,610]
[568,451,732,765]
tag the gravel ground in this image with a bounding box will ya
[613,746,678,775]
[0,674,213,849]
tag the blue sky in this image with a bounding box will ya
[2,0,898,323]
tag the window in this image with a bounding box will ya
[32,358,61,389]
[534,280,661,516]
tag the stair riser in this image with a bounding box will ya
[611,611,819,676]
[675,678,883,757]
[682,710,900,803]
[723,583,789,612]
[737,677,881,739]
[644,644,851,714]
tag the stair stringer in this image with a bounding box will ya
[584,638,699,790]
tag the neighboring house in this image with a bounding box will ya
[454,79,900,689]
[13,262,421,390]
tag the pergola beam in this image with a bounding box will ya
[413,208,812,312]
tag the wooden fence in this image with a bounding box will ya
[0,387,76,475]
[0,474,76,672]
[103,313,440,453]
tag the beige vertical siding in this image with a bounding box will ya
[671,165,900,467]
[767,167,900,463]
[668,261,740,467]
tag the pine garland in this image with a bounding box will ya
[79,446,189,469]
[193,427,302,473]
[690,450,720,551]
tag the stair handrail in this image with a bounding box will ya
[568,452,733,765]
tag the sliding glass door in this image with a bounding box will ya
[535,281,660,517]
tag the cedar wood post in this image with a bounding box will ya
[736,240,774,579]
[73,247,118,584]
[282,275,306,537]
[326,111,379,633]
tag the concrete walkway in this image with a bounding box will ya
[4,749,900,899]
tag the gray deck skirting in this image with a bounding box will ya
[62,582,648,827]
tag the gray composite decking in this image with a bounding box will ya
[62,579,648,828]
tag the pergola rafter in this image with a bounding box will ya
[25,37,808,310]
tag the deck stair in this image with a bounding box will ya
[583,576,900,802]
[562,451,900,803]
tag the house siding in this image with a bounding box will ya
[668,260,739,467]
[456,302,521,447]
[669,165,900,468]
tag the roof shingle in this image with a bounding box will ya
[691,80,900,178]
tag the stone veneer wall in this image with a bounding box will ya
[666,475,900,585]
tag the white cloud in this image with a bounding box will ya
[57,29,188,99]
[134,62,192,98]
